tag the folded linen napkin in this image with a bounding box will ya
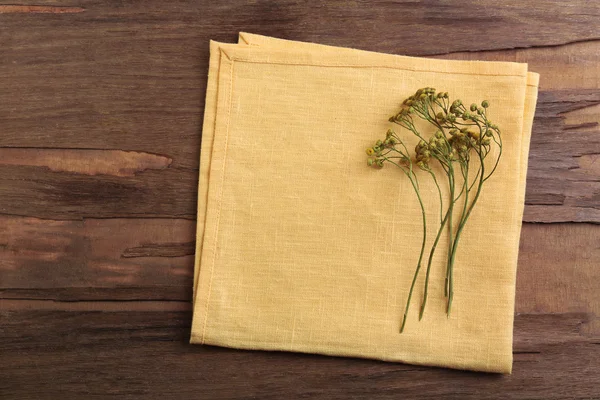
[191,33,539,373]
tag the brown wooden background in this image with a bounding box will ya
[1,1,599,398]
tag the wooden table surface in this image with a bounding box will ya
[1,1,599,398]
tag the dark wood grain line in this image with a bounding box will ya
[0,299,191,311]
[0,166,199,220]
[435,37,600,57]
[121,241,195,258]
[0,4,85,14]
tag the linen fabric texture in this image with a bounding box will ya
[191,33,539,374]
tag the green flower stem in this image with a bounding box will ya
[447,159,470,314]
[399,171,427,333]
[446,150,486,314]
[484,131,503,181]
[379,155,428,333]
[429,170,444,223]
[444,167,455,298]
[419,198,451,320]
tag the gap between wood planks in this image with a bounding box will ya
[0,299,191,311]
[428,37,600,57]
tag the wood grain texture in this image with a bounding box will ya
[525,90,600,223]
[0,310,597,399]
[433,40,600,91]
[0,148,172,177]
[0,216,194,299]
[0,0,599,398]
[1,217,598,312]
[0,1,599,222]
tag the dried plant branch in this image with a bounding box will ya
[366,88,502,332]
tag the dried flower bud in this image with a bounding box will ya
[477,108,483,115]
[376,159,384,168]
[481,100,489,108]
[366,148,374,156]
[373,145,381,152]
[452,99,462,108]
[470,103,477,112]
[367,158,374,166]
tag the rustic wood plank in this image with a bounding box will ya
[516,224,600,316]
[0,310,597,399]
[0,165,198,219]
[0,216,194,300]
[1,0,599,56]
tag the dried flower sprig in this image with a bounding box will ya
[365,88,502,332]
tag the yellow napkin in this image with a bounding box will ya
[191,33,539,373]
